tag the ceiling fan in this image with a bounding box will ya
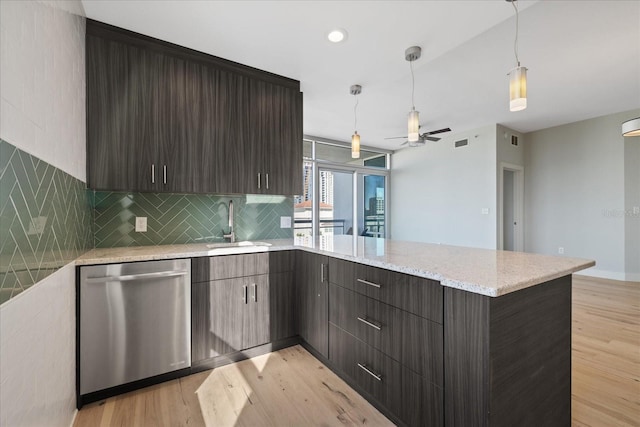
[385,127,452,146]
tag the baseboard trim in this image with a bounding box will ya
[574,268,627,282]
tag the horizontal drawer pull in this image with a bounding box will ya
[357,363,382,381]
[357,278,381,288]
[357,316,382,331]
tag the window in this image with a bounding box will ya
[294,138,390,239]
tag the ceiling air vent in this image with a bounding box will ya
[454,139,468,148]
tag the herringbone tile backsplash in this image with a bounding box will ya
[0,139,294,304]
[92,192,294,247]
[0,139,92,304]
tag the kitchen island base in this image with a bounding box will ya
[445,275,571,427]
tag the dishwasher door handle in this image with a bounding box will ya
[84,270,190,283]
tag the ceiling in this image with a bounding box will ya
[81,1,640,150]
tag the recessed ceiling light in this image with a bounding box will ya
[327,28,347,43]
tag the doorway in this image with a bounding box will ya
[499,163,524,251]
[313,167,387,238]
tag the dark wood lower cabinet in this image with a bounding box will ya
[296,251,328,358]
[444,275,572,427]
[191,253,295,365]
[269,271,296,341]
[191,253,571,427]
[329,283,443,385]
[329,323,444,427]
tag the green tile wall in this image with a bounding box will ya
[0,139,92,304]
[92,192,294,247]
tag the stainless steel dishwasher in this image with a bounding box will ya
[79,259,191,395]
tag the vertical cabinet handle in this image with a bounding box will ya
[257,173,261,189]
[265,173,269,190]
[163,165,167,184]
[320,263,326,283]
[151,164,155,184]
[242,285,248,304]
[252,283,257,302]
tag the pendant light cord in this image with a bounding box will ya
[410,59,415,109]
[512,0,520,66]
[353,94,359,131]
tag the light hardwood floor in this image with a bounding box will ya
[571,275,639,427]
[74,276,639,427]
[74,345,393,427]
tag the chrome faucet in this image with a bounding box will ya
[222,200,235,243]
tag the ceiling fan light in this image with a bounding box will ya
[509,66,528,112]
[351,132,361,158]
[408,108,420,142]
[622,117,640,137]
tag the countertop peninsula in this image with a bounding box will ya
[75,236,594,297]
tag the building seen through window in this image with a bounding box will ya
[295,138,389,238]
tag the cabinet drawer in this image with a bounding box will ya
[329,324,443,427]
[329,284,443,386]
[328,257,356,288]
[329,323,400,413]
[354,264,443,323]
[192,253,269,282]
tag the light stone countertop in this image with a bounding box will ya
[75,236,595,297]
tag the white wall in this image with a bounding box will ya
[390,125,498,249]
[524,109,638,280]
[624,134,640,281]
[0,1,85,425]
[0,265,77,426]
[0,0,86,181]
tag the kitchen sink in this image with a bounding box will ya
[205,241,272,254]
[205,241,272,249]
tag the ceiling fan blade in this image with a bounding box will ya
[385,136,408,140]
[422,127,452,136]
[425,136,441,142]
[400,141,409,146]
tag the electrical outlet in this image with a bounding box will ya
[135,216,147,232]
[558,247,564,255]
[280,216,292,228]
[481,208,490,215]
[634,206,640,215]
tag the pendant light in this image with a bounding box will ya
[507,0,528,112]
[406,46,422,143]
[350,84,362,159]
[622,118,640,137]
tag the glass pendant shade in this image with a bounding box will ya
[622,118,640,137]
[408,108,420,142]
[509,66,528,112]
[351,131,361,158]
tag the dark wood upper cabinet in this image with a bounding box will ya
[86,35,155,191]
[86,19,302,195]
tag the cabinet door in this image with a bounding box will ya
[296,251,328,357]
[269,271,296,341]
[208,278,245,357]
[243,274,270,349]
[86,35,155,191]
[265,87,303,196]
[239,80,302,195]
[185,65,241,194]
[153,53,192,193]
